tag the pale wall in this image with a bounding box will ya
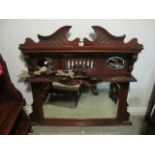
[0,19,155,115]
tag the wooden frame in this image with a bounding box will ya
[19,26,143,126]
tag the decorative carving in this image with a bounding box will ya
[83,26,143,50]
[19,26,143,126]
[19,26,143,52]
[38,26,80,46]
[125,102,130,121]
[128,54,138,73]
[20,26,80,48]
[84,26,126,45]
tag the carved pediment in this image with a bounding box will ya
[84,26,126,45]
[37,26,80,46]
[20,26,80,48]
[19,25,143,51]
[83,26,143,49]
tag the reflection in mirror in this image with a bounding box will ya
[43,82,118,119]
[106,56,125,69]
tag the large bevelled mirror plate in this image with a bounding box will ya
[43,82,118,119]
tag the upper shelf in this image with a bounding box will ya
[19,26,143,53]
[24,74,137,83]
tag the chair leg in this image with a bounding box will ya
[91,84,99,95]
[75,90,81,106]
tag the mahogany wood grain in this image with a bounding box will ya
[19,26,143,126]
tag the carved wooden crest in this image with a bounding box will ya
[84,26,141,47]
[19,25,143,51]
[20,26,80,48]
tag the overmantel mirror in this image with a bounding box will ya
[19,26,143,126]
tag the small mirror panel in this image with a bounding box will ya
[106,56,125,69]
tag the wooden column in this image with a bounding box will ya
[117,82,130,123]
[30,82,44,123]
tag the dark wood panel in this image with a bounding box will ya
[0,54,31,135]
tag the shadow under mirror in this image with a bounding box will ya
[43,82,118,119]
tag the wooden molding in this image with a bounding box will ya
[19,26,143,51]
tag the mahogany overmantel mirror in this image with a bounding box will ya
[19,26,143,126]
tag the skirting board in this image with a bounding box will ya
[128,107,147,116]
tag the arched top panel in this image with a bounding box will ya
[19,25,143,52]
